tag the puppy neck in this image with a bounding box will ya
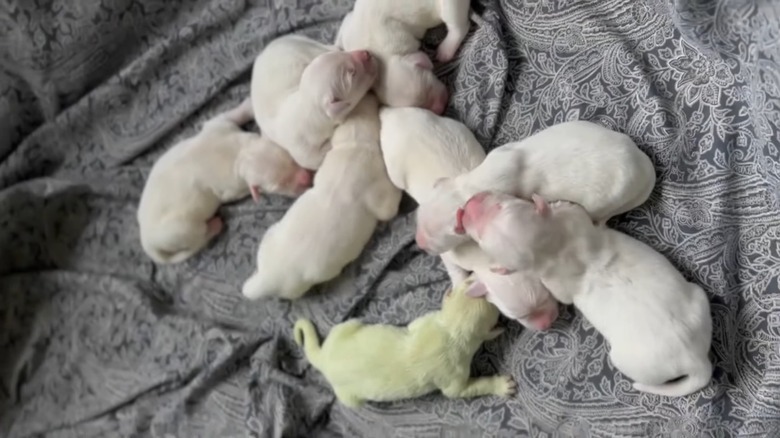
[290,89,333,127]
[539,204,609,278]
[436,304,496,345]
[330,95,380,149]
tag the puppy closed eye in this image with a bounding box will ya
[346,67,356,76]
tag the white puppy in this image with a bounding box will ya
[251,34,378,170]
[138,99,313,264]
[415,120,657,255]
[243,94,402,300]
[380,107,559,330]
[335,0,472,112]
[460,191,713,397]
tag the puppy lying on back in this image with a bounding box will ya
[460,191,713,397]
[242,94,401,300]
[138,99,312,264]
[415,120,657,256]
[293,275,515,408]
[380,107,559,330]
[335,0,473,112]
[251,35,378,170]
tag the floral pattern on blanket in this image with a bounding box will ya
[1,0,779,436]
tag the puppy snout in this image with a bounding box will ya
[462,192,490,225]
[350,50,371,63]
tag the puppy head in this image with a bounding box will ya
[236,138,313,200]
[377,53,449,114]
[459,191,557,271]
[301,49,378,121]
[477,273,560,331]
[441,275,500,333]
[415,177,470,254]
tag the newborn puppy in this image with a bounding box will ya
[444,243,559,330]
[416,120,657,255]
[380,107,559,330]
[251,34,378,170]
[335,0,472,111]
[138,99,312,264]
[293,275,514,408]
[242,94,401,300]
[461,191,714,397]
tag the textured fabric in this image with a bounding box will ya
[2,0,780,436]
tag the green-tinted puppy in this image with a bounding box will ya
[293,275,515,408]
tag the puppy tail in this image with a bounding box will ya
[632,359,713,397]
[293,319,323,367]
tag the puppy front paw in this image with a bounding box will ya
[206,216,224,238]
[436,44,457,63]
[495,375,516,397]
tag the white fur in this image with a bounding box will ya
[463,192,713,397]
[243,95,401,300]
[379,107,559,330]
[251,35,378,170]
[335,0,472,111]
[416,120,657,255]
[138,99,311,264]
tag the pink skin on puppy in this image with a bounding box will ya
[459,190,555,273]
[457,191,561,330]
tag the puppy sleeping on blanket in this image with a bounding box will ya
[459,191,714,397]
[379,107,559,330]
[334,0,475,112]
[293,274,515,408]
[137,99,312,264]
[415,120,657,257]
[242,94,401,300]
[251,35,378,170]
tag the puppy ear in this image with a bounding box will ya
[454,207,466,234]
[433,177,448,188]
[250,185,262,203]
[465,280,488,298]
[531,193,550,217]
[324,98,351,119]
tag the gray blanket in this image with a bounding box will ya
[2,0,780,436]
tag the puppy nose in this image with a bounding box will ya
[350,50,371,63]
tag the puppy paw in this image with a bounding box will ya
[207,216,223,238]
[495,375,516,397]
[436,45,457,63]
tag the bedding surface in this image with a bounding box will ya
[2,0,780,436]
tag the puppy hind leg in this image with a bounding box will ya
[147,218,218,264]
[436,0,471,62]
[206,216,224,238]
[220,98,255,126]
[334,388,364,409]
[441,375,516,399]
[364,182,402,221]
